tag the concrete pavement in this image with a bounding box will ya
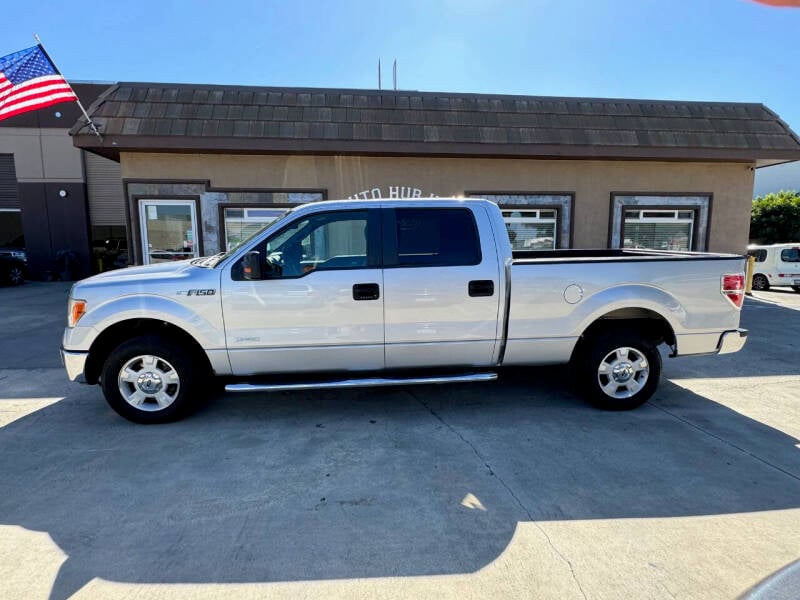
[0,282,799,599]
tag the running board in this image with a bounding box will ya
[225,372,497,393]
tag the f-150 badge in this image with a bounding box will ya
[176,289,216,296]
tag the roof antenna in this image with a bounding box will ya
[393,59,397,90]
[378,58,382,90]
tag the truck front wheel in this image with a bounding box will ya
[578,330,662,410]
[100,335,204,423]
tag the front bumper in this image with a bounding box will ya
[716,328,748,355]
[61,348,88,383]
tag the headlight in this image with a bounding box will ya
[68,298,87,327]
[11,250,26,261]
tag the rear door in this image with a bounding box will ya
[381,205,501,369]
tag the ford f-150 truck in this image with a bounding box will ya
[61,198,748,423]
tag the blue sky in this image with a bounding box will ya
[4,0,799,191]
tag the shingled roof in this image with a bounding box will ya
[70,82,800,165]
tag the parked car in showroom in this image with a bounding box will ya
[747,243,800,292]
[0,253,26,286]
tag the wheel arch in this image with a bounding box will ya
[85,318,212,385]
[570,306,677,363]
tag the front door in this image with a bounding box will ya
[139,200,199,265]
[221,208,384,375]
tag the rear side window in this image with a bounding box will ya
[392,208,481,267]
[747,249,767,263]
[780,248,800,263]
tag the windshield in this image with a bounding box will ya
[192,209,297,267]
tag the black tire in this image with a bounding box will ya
[752,274,769,291]
[577,329,662,411]
[100,334,207,424]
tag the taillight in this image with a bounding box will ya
[68,298,87,327]
[721,274,744,309]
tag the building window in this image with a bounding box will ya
[466,193,573,250]
[501,208,558,250]
[623,209,695,251]
[223,207,289,251]
[611,194,710,251]
[220,192,325,251]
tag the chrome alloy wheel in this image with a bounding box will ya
[596,346,650,399]
[117,355,180,411]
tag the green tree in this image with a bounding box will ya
[750,190,800,244]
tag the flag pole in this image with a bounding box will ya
[34,34,101,138]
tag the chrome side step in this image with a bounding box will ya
[225,371,497,393]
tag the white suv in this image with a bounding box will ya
[747,243,800,292]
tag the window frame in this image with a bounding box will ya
[465,192,574,249]
[610,193,712,252]
[382,207,483,269]
[231,208,381,281]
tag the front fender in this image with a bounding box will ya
[67,294,226,352]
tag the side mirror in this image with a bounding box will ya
[242,251,263,280]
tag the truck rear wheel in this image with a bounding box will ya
[100,334,204,423]
[578,329,661,410]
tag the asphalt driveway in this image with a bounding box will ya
[1,282,799,599]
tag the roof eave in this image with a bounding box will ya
[71,134,800,164]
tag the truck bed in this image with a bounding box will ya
[512,248,743,263]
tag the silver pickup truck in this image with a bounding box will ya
[62,198,747,423]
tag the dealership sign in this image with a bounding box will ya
[347,186,439,200]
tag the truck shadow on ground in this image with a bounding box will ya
[1,366,799,599]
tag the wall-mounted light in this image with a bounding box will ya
[58,189,68,198]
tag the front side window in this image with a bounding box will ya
[234,210,369,279]
[747,249,767,263]
[392,208,481,267]
[780,248,800,263]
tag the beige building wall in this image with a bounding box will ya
[121,153,755,254]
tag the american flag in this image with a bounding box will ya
[0,45,76,122]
